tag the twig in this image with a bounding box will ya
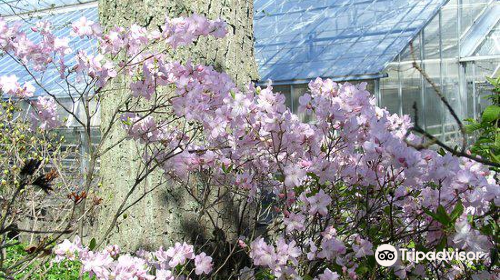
[409,42,467,152]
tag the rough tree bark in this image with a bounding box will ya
[96,0,258,250]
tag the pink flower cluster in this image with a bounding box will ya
[0,12,227,97]
[163,13,227,48]
[122,67,498,278]
[249,237,301,278]
[1,10,496,279]
[53,237,214,279]
[0,74,34,98]
[30,96,60,130]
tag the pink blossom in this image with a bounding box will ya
[317,236,346,260]
[317,268,340,280]
[284,164,306,187]
[0,75,20,95]
[53,236,83,262]
[105,244,121,258]
[194,252,213,275]
[305,190,332,216]
[165,242,195,267]
[249,238,275,267]
[71,17,101,37]
[352,237,374,258]
[453,217,491,253]
[283,212,306,233]
[80,251,113,279]
[30,96,60,130]
[155,269,175,280]
[110,254,154,280]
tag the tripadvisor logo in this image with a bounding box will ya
[375,244,487,267]
[375,244,398,267]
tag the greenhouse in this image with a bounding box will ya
[254,0,500,141]
[0,1,499,279]
[0,1,100,171]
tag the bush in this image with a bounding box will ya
[0,11,497,280]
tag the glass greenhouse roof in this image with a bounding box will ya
[461,2,500,58]
[0,3,98,96]
[0,0,95,16]
[254,0,448,83]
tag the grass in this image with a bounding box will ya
[1,241,88,280]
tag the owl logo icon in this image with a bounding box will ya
[375,244,398,267]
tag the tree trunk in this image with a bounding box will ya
[96,0,258,250]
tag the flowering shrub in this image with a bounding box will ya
[0,9,498,280]
[53,236,213,279]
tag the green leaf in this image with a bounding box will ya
[306,172,320,182]
[486,76,499,87]
[89,238,96,251]
[221,163,233,174]
[424,205,451,226]
[436,236,448,251]
[465,122,483,133]
[450,200,464,222]
[467,214,474,224]
[481,105,500,123]
[355,265,369,274]
[121,119,132,126]
[489,248,498,267]
[274,173,284,182]
[436,205,452,226]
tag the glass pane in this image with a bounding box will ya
[460,0,490,35]
[440,0,459,58]
[423,15,441,59]
[380,64,401,114]
[441,59,461,142]
[292,84,311,122]
[474,22,500,56]
[400,62,422,123]
[254,0,446,82]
